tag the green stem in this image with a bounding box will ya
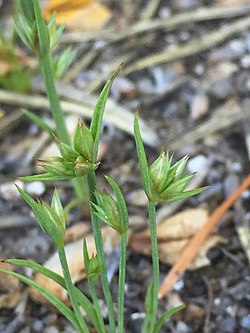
[38,54,88,204]
[142,315,151,333]
[117,232,127,333]
[89,281,108,333]
[39,55,69,144]
[58,246,90,333]
[87,172,116,333]
[148,201,159,333]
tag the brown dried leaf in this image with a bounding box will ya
[30,228,119,305]
[0,262,21,308]
[44,0,111,31]
[129,208,226,270]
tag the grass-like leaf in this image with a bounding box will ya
[0,268,81,331]
[90,65,122,160]
[19,173,72,182]
[22,109,54,138]
[14,20,33,52]
[4,259,101,331]
[134,112,152,197]
[153,304,186,333]
[19,0,36,24]
[33,0,50,56]
[105,176,129,232]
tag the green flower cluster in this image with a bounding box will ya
[17,186,65,248]
[93,189,121,233]
[149,150,204,203]
[22,119,99,182]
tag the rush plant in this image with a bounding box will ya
[0,1,205,332]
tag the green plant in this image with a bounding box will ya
[0,1,205,332]
[14,0,87,206]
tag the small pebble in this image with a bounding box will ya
[0,180,24,200]
[176,321,190,333]
[241,189,250,200]
[240,55,250,68]
[209,77,233,100]
[241,314,250,329]
[159,6,171,18]
[44,326,59,333]
[219,317,236,333]
[194,63,205,76]
[173,279,184,291]
[245,33,250,52]
[32,320,44,332]
[25,181,46,197]
[190,93,209,120]
[228,39,246,57]
[173,0,199,11]
[235,73,250,94]
[187,155,208,173]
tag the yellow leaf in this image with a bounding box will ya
[130,208,226,270]
[43,0,111,31]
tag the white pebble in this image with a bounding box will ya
[241,55,250,68]
[187,155,208,174]
[0,180,24,200]
[25,181,46,196]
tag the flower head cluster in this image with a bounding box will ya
[37,120,99,181]
[17,186,65,248]
[92,189,122,233]
[15,0,74,77]
[149,150,204,203]
[83,239,101,283]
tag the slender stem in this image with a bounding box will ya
[58,246,90,333]
[117,232,127,333]
[148,201,159,333]
[89,281,107,333]
[39,55,70,144]
[142,315,151,333]
[87,172,116,333]
[38,54,88,204]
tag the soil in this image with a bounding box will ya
[0,0,250,333]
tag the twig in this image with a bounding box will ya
[169,99,250,150]
[0,89,159,147]
[158,173,250,299]
[140,0,161,20]
[123,17,250,74]
[61,5,250,44]
[202,275,213,333]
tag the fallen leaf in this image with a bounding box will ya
[30,228,119,305]
[64,222,91,243]
[43,0,111,31]
[129,208,226,270]
[0,262,21,308]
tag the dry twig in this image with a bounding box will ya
[158,173,250,299]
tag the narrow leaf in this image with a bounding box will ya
[134,112,151,197]
[0,268,80,331]
[153,304,186,333]
[90,65,122,160]
[14,21,33,51]
[19,173,72,182]
[22,109,54,137]
[4,259,99,329]
[105,176,129,232]
[33,0,50,56]
[16,185,38,210]
[19,0,36,23]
